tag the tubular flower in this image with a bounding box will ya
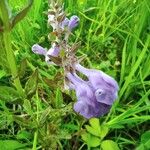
[32,44,47,55]
[32,43,60,64]
[48,14,79,32]
[68,15,80,31]
[75,63,119,105]
[66,72,113,119]
[60,17,69,29]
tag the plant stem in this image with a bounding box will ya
[0,0,24,95]
[32,131,38,150]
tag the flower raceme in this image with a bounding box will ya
[32,14,79,64]
[32,2,119,119]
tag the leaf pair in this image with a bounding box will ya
[81,118,120,149]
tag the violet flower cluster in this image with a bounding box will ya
[67,64,119,119]
[31,1,119,119]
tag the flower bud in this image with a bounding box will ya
[32,44,47,55]
[60,17,69,29]
[68,15,80,30]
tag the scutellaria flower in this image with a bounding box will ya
[66,72,113,119]
[75,63,119,105]
[32,1,119,119]
[32,42,60,64]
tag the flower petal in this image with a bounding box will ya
[68,15,80,30]
[32,44,47,55]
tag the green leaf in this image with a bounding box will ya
[17,130,32,140]
[141,130,150,144]
[48,32,57,42]
[0,69,6,79]
[145,140,150,149]
[0,140,27,150]
[39,108,51,125]
[59,49,65,57]
[18,58,27,78]
[0,36,8,70]
[58,129,71,139]
[101,140,120,150]
[81,132,100,147]
[25,69,38,97]
[23,99,33,115]
[89,118,101,131]
[55,88,63,108]
[100,125,109,139]
[0,86,21,102]
[136,144,145,150]
[137,130,150,149]
[86,118,108,139]
[10,0,33,29]
[85,125,100,137]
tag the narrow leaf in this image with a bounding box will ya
[10,0,33,29]
[23,99,33,115]
[0,86,21,102]
[18,58,27,78]
[55,88,63,108]
[25,69,38,97]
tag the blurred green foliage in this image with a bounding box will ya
[0,0,150,149]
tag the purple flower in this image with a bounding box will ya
[45,43,60,63]
[73,98,111,119]
[47,14,79,32]
[68,15,80,30]
[60,17,69,29]
[75,63,119,105]
[66,72,113,119]
[67,72,94,106]
[32,44,47,55]
[32,43,60,64]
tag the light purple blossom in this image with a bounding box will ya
[67,72,94,107]
[32,3,118,119]
[66,72,114,119]
[60,17,69,29]
[68,15,80,30]
[75,63,119,105]
[48,14,79,32]
[32,43,60,64]
[32,44,47,55]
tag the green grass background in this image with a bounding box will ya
[0,0,150,149]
